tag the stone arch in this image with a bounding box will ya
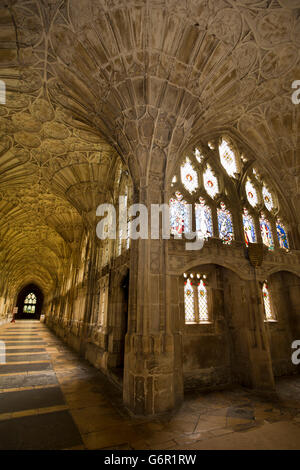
[178,263,274,392]
[15,283,44,320]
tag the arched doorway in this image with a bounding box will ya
[16,284,44,320]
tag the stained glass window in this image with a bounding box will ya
[219,138,238,178]
[262,185,274,212]
[218,202,234,245]
[276,220,289,250]
[195,197,213,240]
[260,214,274,250]
[203,165,219,199]
[170,192,190,238]
[242,208,257,246]
[23,293,37,314]
[180,159,198,194]
[245,180,258,208]
[184,278,195,323]
[198,279,209,322]
[262,281,275,321]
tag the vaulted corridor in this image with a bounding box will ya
[0,320,300,450]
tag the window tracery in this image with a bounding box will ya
[219,138,239,178]
[23,293,36,314]
[169,136,291,253]
[184,273,210,324]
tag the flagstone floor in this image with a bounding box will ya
[0,320,300,450]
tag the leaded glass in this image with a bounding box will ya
[184,278,195,323]
[262,281,275,321]
[218,202,234,245]
[203,166,219,199]
[170,192,190,238]
[260,214,274,250]
[23,293,37,314]
[195,197,213,240]
[245,180,258,208]
[276,220,289,250]
[180,159,198,194]
[262,185,274,212]
[24,293,36,304]
[219,138,238,178]
[242,209,256,246]
[198,279,209,322]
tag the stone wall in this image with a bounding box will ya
[266,272,300,377]
[180,266,232,391]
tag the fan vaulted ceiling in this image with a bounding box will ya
[0,0,299,294]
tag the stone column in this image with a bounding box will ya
[247,278,275,390]
[123,170,184,415]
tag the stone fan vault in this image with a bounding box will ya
[0,0,299,416]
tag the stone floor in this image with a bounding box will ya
[0,320,300,450]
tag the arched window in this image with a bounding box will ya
[245,180,258,208]
[242,208,256,246]
[99,275,109,326]
[23,293,37,314]
[260,213,274,250]
[118,191,128,256]
[219,138,238,178]
[184,277,195,323]
[262,281,276,321]
[195,197,213,240]
[276,220,289,250]
[218,202,234,245]
[203,165,219,199]
[262,185,274,212]
[180,158,198,194]
[184,274,210,324]
[198,279,209,322]
[170,191,190,238]
[169,137,291,256]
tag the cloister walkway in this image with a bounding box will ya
[0,320,300,450]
